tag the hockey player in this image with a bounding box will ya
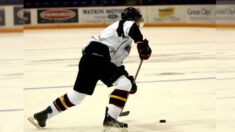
[28,7,151,129]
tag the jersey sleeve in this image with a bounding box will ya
[128,23,143,43]
[121,21,143,43]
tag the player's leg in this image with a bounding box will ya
[103,75,132,128]
[100,62,132,128]
[28,90,86,128]
[28,54,99,128]
[108,75,132,118]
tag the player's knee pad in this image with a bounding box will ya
[53,90,86,112]
[114,75,132,92]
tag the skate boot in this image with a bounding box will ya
[103,107,128,128]
[28,106,52,128]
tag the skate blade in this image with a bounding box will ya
[28,116,41,129]
[103,127,128,132]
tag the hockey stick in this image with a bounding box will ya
[134,59,143,81]
[119,59,143,117]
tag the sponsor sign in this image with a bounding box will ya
[216,5,235,24]
[185,6,215,23]
[104,6,147,24]
[38,9,78,24]
[148,6,185,23]
[14,6,31,25]
[104,7,125,24]
[0,9,5,26]
[79,6,148,25]
[79,7,105,24]
[24,9,31,25]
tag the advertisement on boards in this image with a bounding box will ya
[148,6,185,23]
[14,6,31,25]
[216,5,235,24]
[24,9,31,25]
[185,5,215,24]
[0,9,5,26]
[79,7,147,25]
[38,9,78,24]
[104,6,147,24]
[79,7,105,24]
[104,7,123,24]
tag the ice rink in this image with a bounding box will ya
[0,27,234,132]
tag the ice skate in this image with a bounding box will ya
[103,107,128,128]
[28,106,52,128]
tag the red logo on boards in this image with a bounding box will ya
[40,9,76,20]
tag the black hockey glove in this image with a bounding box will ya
[137,39,152,60]
[127,76,137,94]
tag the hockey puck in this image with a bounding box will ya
[160,119,166,123]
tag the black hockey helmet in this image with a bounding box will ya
[121,7,143,23]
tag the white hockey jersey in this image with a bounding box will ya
[89,21,140,66]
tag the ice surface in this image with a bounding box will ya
[0,27,234,132]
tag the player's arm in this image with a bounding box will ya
[128,23,152,60]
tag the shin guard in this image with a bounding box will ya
[53,94,75,112]
[109,89,129,109]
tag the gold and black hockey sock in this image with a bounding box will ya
[53,94,75,112]
[109,89,129,109]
